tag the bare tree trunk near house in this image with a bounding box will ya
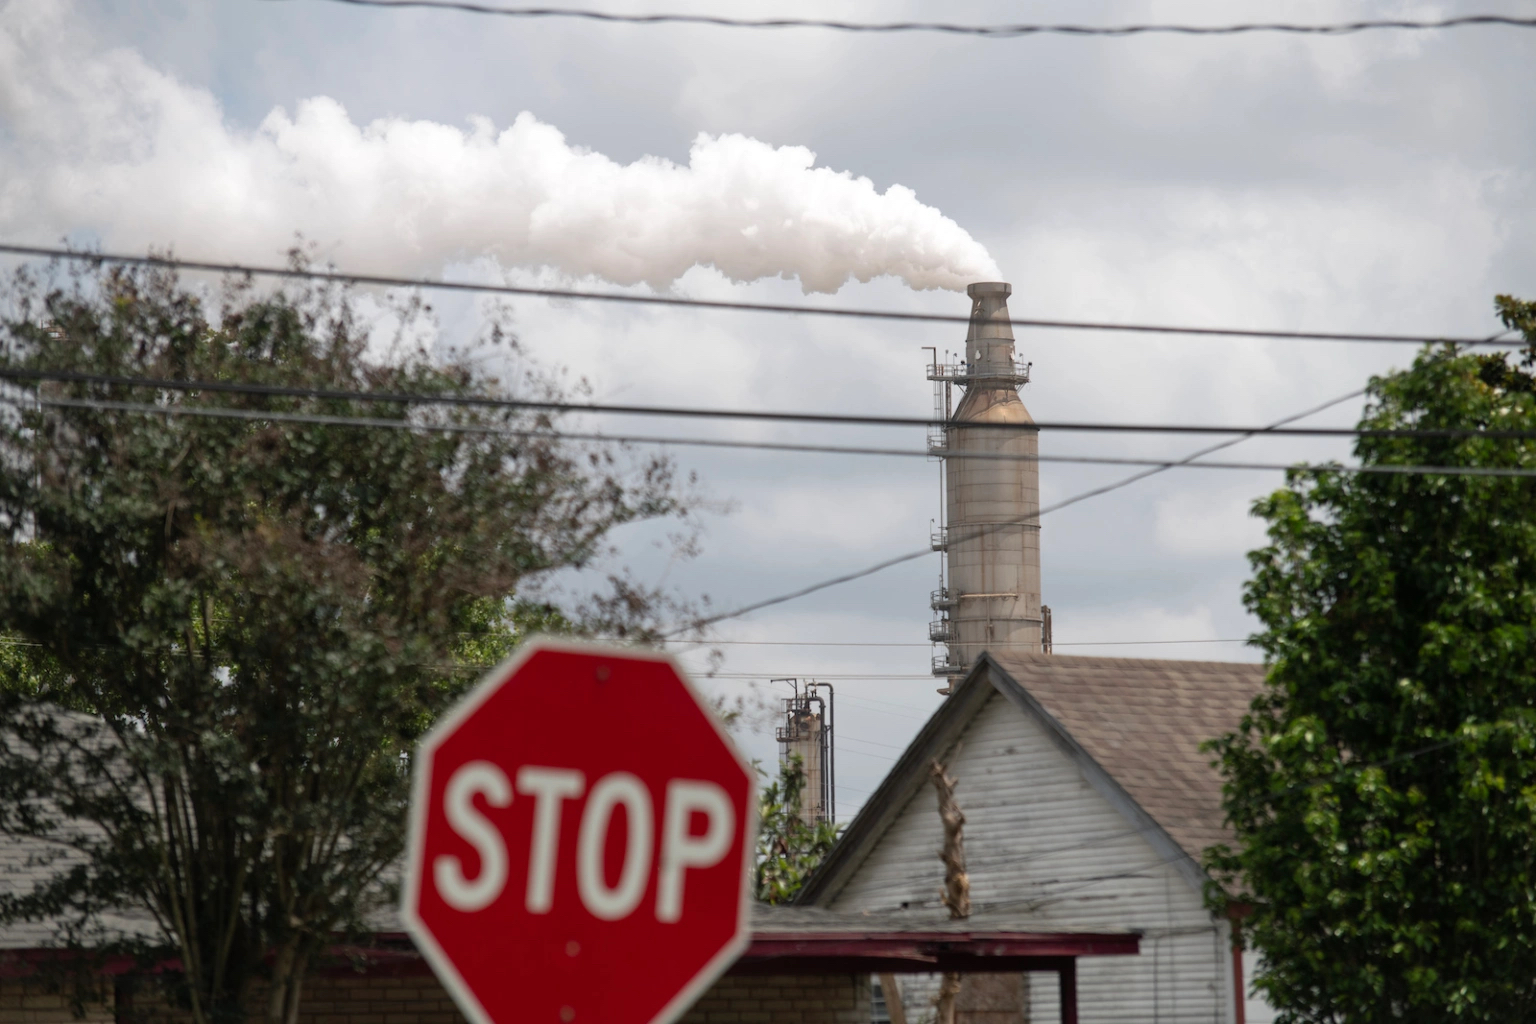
[931,758,969,1024]
[265,945,306,1024]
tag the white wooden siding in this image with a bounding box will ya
[830,691,1239,1024]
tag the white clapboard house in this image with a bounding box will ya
[797,651,1271,1024]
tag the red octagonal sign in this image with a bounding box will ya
[402,639,756,1024]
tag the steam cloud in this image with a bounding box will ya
[0,2,998,293]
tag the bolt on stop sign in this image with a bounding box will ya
[402,640,756,1024]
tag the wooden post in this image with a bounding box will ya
[1231,946,1247,1024]
[1228,901,1252,1024]
[1058,959,1078,1024]
[879,974,908,1024]
[113,976,134,1024]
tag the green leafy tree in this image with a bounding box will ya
[1207,297,1536,1022]
[754,755,841,904]
[0,262,698,1024]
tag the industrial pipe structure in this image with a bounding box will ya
[774,679,835,823]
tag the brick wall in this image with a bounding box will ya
[0,980,112,1024]
[3,971,872,1024]
[1,973,470,1024]
[274,975,468,1024]
[679,974,871,1024]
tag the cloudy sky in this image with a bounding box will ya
[3,0,1533,814]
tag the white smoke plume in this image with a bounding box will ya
[0,3,998,293]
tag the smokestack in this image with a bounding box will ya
[928,282,1042,691]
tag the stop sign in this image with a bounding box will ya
[401,639,756,1024]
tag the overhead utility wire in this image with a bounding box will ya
[0,243,1520,348]
[5,367,1530,440]
[669,386,1453,633]
[280,2,1536,38]
[671,638,1250,648]
[1025,386,1367,520]
[15,394,1536,479]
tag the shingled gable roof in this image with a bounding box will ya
[795,652,1266,906]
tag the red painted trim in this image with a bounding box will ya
[1227,902,1251,1024]
[1231,944,1246,1024]
[1,930,1138,981]
[333,930,1140,966]
[741,931,1139,960]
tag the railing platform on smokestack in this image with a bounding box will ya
[930,526,948,552]
[926,359,1032,388]
[926,423,948,456]
[931,652,970,677]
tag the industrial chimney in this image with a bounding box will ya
[928,282,1043,692]
[774,679,834,824]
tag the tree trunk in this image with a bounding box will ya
[935,973,963,1024]
[265,943,310,1024]
[931,758,969,1024]
[930,759,970,919]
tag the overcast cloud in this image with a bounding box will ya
[3,0,1533,814]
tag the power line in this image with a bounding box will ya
[672,386,1521,632]
[5,368,1534,441]
[0,392,1358,466]
[11,378,1535,635]
[18,386,1536,648]
[1027,387,1368,520]
[2,376,1385,649]
[838,734,908,753]
[16,392,1536,478]
[1051,639,1250,647]
[703,673,937,680]
[273,2,1536,39]
[0,243,1521,348]
[672,638,1251,648]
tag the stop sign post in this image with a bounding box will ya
[402,639,756,1024]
